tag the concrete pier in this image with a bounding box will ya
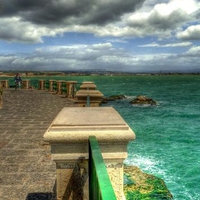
[0,89,74,200]
[0,87,135,200]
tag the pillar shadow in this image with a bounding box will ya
[26,164,87,200]
[62,164,88,200]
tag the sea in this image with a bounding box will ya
[2,74,200,199]
[71,74,200,200]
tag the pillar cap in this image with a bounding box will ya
[44,107,135,143]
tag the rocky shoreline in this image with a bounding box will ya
[102,95,172,199]
[102,94,157,105]
[124,166,173,199]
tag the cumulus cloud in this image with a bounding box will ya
[139,42,192,47]
[177,25,200,40]
[125,0,199,38]
[186,46,200,55]
[0,42,199,72]
[0,17,44,43]
[1,0,199,43]
[0,43,126,71]
[1,0,200,73]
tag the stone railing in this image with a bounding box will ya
[38,80,78,99]
[2,79,104,107]
[36,80,104,106]
[75,81,104,107]
[0,80,9,89]
[43,107,135,200]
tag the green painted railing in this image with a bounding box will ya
[53,81,57,92]
[88,136,117,200]
[61,82,67,94]
[45,80,49,90]
[6,79,82,98]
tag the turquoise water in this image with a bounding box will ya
[74,75,200,200]
[97,75,200,200]
[2,75,200,199]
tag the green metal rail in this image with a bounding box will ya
[88,136,117,200]
[45,80,50,90]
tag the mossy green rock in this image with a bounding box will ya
[124,166,173,200]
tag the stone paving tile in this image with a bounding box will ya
[0,89,74,200]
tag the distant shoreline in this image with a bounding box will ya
[0,71,200,77]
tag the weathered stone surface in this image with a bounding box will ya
[0,89,74,200]
[124,165,173,199]
[130,95,157,105]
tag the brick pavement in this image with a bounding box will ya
[0,89,74,200]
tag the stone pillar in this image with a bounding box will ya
[75,90,104,107]
[57,81,63,95]
[49,80,54,92]
[38,80,45,90]
[43,107,135,200]
[80,82,97,90]
[66,81,77,98]
[22,80,30,89]
[75,82,103,107]
[0,80,9,89]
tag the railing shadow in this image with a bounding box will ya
[26,192,55,200]
[26,183,56,200]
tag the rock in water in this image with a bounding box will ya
[102,94,126,103]
[130,95,157,105]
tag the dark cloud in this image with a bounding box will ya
[82,0,145,25]
[0,0,145,26]
[0,0,47,16]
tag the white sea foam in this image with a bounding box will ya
[124,154,199,200]
[124,154,166,176]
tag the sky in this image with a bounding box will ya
[1,0,200,73]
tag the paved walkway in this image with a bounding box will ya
[0,89,74,200]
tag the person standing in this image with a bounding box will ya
[14,73,22,90]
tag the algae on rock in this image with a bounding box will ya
[124,166,173,200]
